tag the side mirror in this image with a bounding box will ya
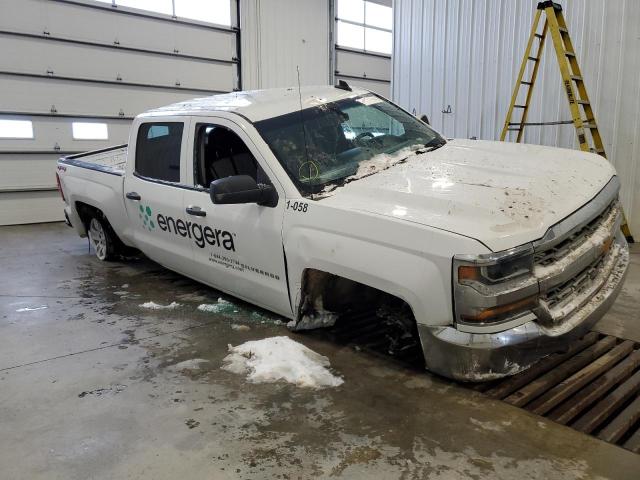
[210,175,278,207]
[419,114,430,125]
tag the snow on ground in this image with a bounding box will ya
[222,336,343,388]
[139,301,181,310]
[16,305,48,312]
[197,298,237,313]
[168,359,209,372]
[231,324,251,331]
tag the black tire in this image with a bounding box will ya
[88,215,118,261]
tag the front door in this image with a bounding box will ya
[124,119,193,274]
[182,117,291,317]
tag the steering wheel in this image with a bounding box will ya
[355,131,383,148]
[355,132,375,141]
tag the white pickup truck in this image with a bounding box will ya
[56,84,629,381]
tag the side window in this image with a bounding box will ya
[194,124,269,188]
[135,122,184,182]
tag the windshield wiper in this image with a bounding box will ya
[423,138,447,152]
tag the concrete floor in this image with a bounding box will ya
[1,223,639,480]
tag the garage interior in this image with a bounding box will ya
[1,1,640,479]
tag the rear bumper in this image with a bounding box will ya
[418,234,629,382]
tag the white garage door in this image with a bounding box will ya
[333,0,391,97]
[0,0,239,225]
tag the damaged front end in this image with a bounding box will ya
[420,178,630,381]
[289,269,383,331]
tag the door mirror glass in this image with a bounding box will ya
[210,175,277,207]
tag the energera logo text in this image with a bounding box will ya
[156,214,235,251]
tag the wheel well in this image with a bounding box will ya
[297,268,424,367]
[297,268,416,325]
[298,269,381,317]
[74,201,132,254]
[75,201,104,230]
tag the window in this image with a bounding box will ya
[337,21,364,50]
[0,119,34,139]
[174,0,231,26]
[365,28,392,55]
[336,0,392,55]
[364,2,392,29]
[72,122,108,140]
[255,94,443,196]
[195,124,268,188]
[93,0,231,25]
[115,0,173,16]
[135,122,184,182]
[337,0,364,22]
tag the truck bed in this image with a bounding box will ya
[59,145,128,175]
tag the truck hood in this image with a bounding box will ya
[318,139,616,252]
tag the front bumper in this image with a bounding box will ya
[418,234,629,381]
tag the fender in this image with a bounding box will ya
[61,166,134,246]
[282,201,487,328]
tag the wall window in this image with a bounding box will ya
[0,119,34,139]
[337,0,392,55]
[113,0,173,15]
[174,0,231,26]
[93,0,232,26]
[135,122,184,182]
[72,122,109,140]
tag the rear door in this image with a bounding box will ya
[182,116,291,316]
[124,118,193,273]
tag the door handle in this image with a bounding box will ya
[186,206,206,217]
[126,191,141,201]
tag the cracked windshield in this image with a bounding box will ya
[255,94,445,196]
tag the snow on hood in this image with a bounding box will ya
[318,139,616,252]
[222,336,343,388]
[320,144,424,195]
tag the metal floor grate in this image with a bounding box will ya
[475,332,640,454]
[319,313,640,454]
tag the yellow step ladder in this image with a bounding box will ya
[501,1,633,242]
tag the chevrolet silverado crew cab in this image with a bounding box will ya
[56,84,629,381]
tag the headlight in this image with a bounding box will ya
[453,245,538,326]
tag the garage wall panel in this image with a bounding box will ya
[392,0,640,238]
[0,0,239,225]
[335,49,390,81]
[0,75,207,118]
[0,191,64,225]
[0,117,131,156]
[0,154,71,191]
[0,0,236,60]
[0,35,234,92]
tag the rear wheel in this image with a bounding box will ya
[88,216,117,261]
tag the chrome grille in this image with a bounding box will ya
[542,255,604,308]
[534,200,616,267]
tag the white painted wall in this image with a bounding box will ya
[392,0,640,237]
[240,0,331,90]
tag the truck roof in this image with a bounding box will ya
[144,85,371,123]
